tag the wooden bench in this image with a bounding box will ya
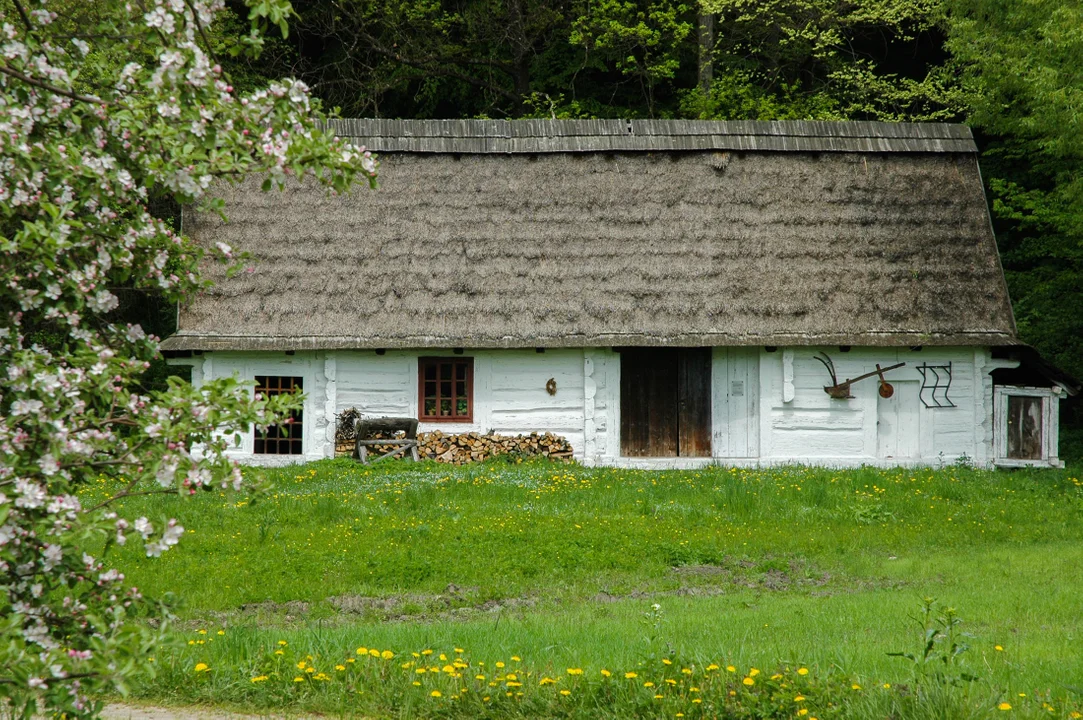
[354,416,420,464]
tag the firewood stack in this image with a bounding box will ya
[333,411,573,463]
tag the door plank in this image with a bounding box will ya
[678,348,712,457]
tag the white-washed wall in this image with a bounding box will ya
[177,351,331,465]
[336,349,587,456]
[179,345,997,467]
[758,347,988,466]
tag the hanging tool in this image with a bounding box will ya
[814,352,905,399]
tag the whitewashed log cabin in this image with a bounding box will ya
[162,119,1079,468]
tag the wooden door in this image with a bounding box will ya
[877,380,919,459]
[711,347,759,458]
[678,348,712,457]
[620,348,711,457]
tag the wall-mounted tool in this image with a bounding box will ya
[814,352,905,399]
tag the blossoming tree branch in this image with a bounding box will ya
[0,0,375,716]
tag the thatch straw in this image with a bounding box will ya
[162,120,1015,351]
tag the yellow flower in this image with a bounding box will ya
[305,667,315,674]
[422,649,433,656]
[540,677,556,686]
[995,645,1004,652]
[296,661,306,670]
[662,659,673,665]
[692,699,702,704]
[601,669,612,677]
[998,703,1012,711]
[506,682,522,688]
[412,681,421,687]
[797,667,809,676]
[277,640,287,646]
[511,655,521,661]
[335,665,346,671]
[798,711,808,717]
[706,664,719,672]
[416,668,427,674]
[567,668,583,675]
[431,690,442,698]
[749,668,760,677]
[274,650,284,656]
[293,677,304,682]
[654,694,664,699]
[193,663,209,673]
[356,647,367,655]
[381,650,394,660]
[795,695,806,702]
[250,676,267,683]
[496,661,505,668]
[456,648,465,654]
[743,677,755,686]
[347,658,355,664]
[476,674,486,681]
[852,684,861,690]
[217,630,225,636]
[368,649,380,658]
[625,672,638,679]
[665,679,677,686]
[197,630,206,635]
[560,689,571,696]
[682,668,692,675]
[644,681,655,687]
[883,683,891,689]
[726,665,736,673]
[1068,712,1081,719]
[506,673,518,681]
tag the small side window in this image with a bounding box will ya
[418,358,473,422]
[993,386,1062,468]
[254,375,304,455]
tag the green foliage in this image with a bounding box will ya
[944,0,1083,384]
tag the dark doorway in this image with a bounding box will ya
[620,348,712,457]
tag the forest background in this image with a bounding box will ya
[150,0,1083,452]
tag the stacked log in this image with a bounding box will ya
[333,413,573,463]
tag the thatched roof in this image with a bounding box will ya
[162,119,1017,352]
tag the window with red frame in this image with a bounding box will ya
[418,358,473,422]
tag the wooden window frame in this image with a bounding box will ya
[253,375,304,455]
[418,357,474,423]
[993,385,1063,468]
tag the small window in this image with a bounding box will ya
[993,386,1063,468]
[254,375,304,455]
[418,357,473,422]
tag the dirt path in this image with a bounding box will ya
[101,704,295,719]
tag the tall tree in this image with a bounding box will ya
[945,0,1083,381]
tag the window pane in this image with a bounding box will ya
[1007,396,1043,459]
[424,398,437,416]
[440,398,452,416]
[425,363,436,381]
[456,380,466,398]
[425,381,437,397]
[441,363,452,382]
[456,363,467,381]
[441,380,452,398]
[456,399,468,416]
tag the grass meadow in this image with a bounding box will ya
[79,459,1083,719]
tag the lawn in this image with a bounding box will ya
[81,459,1083,719]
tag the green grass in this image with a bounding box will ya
[81,460,1083,718]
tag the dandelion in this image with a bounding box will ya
[743,677,755,686]
[422,649,433,656]
[692,699,702,704]
[654,694,664,699]
[356,647,367,655]
[496,661,505,668]
[795,695,806,702]
[852,683,862,690]
[193,663,209,673]
[382,650,394,660]
[995,645,1004,652]
[368,649,379,658]
[662,659,673,665]
[274,650,284,656]
[601,669,612,677]
[476,674,486,681]
[797,667,809,675]
[507,681,522,688]
[883,683,891,689]
[726,665,736,673]
[644,681,655,687]
[625,672,638,679]
[998,703,1012,711]
[456,648,465,654]
[706,664,719,671]
[798,710,809,717]
[250,676,268,683]
[335,665,346,671]
[431,690,442,698]
[749,668,760,677]
[293,677,304,682]
[511,655,521,661]
[567,668,583,675]
[278,640,288,646]
[217,630,225,636]
[560,689,571,696]
[413,681,421,687]
[682,668,692,675]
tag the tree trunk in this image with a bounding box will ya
[697,11,715,95]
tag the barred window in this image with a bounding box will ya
[418,358,473,422]
[254,375,303,455]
